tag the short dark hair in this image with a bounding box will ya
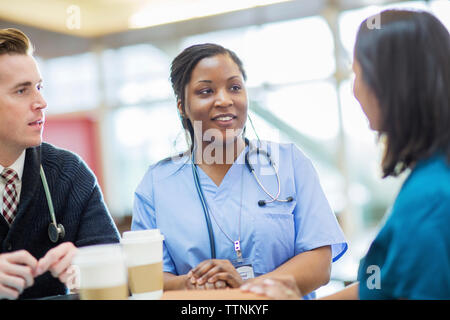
[170,43,247,151]
[0,28,33,55]
[355,9,450,177]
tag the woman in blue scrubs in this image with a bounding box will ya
[132,44,347,298]
[241,9,450,300]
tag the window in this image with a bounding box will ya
[102,44,172,106]
[41,53,99,113]
[265,81,340,141]
[105,102,184,215]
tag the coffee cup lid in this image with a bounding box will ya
[121,229,164,243]
[73,243,124,266]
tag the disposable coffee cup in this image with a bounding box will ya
[121,229,165,300]
[73,243,128,300]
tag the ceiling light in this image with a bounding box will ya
[129,0,292,29]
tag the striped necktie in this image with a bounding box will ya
[1,168,20,225]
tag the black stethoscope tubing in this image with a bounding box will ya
[191,162,216,259]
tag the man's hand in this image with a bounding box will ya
[0,250,37,299]
[35,242,78,287]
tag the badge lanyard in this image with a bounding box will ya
[191,161,244,260]
[191,162,255,280]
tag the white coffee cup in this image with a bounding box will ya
[73,243,128,300]
[121,229,165,300]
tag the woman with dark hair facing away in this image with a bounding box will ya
[132,43,348,299]
[241,9,450,300]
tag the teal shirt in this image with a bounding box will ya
[358,153,450,299]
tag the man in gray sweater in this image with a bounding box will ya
[0,28,120,299]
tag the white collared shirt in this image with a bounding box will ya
[1,150,26,208]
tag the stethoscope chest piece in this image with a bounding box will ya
[48,223,65,243]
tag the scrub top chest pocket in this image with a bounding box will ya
[252,199,297,276]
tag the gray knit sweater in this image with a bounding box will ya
[0,142,120,299]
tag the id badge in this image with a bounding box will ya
[231,257,255,281]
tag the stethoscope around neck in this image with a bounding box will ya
[243,138,294,207]
[191,138,294,259]
[39,165,65,243]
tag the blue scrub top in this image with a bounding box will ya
[358,153,450,299]
[132,140,348,299]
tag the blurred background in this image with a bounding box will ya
[1,0,448,296]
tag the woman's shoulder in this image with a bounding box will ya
[388,154,450,231]
[400,153,450,202]
[250,140,317,181]
[146,152,191,181]
[135,153,190,196]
